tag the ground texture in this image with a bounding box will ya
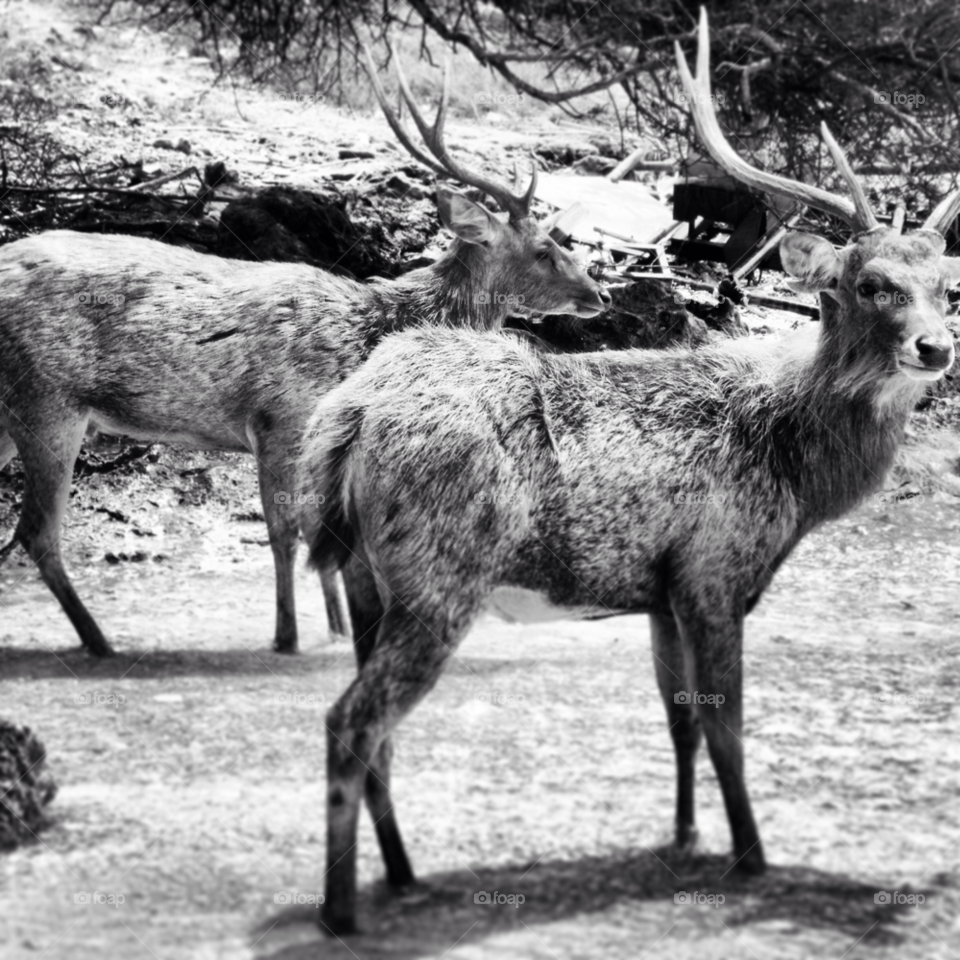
[0,453,959,959]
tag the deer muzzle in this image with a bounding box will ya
[899,329,955,379]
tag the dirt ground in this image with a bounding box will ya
[0,447,959,960]
[3,1,960,958]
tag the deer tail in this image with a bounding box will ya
[299,400,364,573]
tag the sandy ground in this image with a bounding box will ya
[1,454,959,960]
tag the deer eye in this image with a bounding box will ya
[857,282,878,298]
[535,248,551,262]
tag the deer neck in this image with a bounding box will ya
[363,242,510,340]
[778,305,923,527]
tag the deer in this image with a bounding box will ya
[0,53,610,659]
[296,9,959,935]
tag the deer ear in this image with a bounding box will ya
[780,232,842,297]
[436,186,500,245]
[940,255,960,288]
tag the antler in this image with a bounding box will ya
[363,43,537,221]
[923,187,960,236]
[675,8,879,234]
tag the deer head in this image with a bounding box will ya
[364,45,611,320]
[676,9,956,397]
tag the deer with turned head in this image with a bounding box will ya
[298,9,958,934]
[0,51,609,658]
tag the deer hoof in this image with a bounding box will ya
[84,639,116,658]
[732,846,766,876]
[318,911,357,937]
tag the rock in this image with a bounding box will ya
[571,155,618,176]
[0,720,57,849]
[218,187,368,278]
[535,141,600,166]
[203,161,237,187]
[382,175,431,200]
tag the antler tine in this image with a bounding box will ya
[820,124,879,231]
[521,158,538,213]
[891,203,906,234]
[923,186,960,235]
[511,156,539,213]
[372,43,533,219]
[675,7,870,232]
[362,43,447,177]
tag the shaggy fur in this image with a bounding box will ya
[0,200,608,657]
[297,225,956,934]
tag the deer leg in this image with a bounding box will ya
[320,569,352,640]
[341,555,412,888]
[322,600,461,935]
[12,418,114,657]
[671,602,764,875]
[253,453,300,654]
[650,611,701,852]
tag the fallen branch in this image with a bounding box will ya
[75,443,156,477]
[130,166,201,192]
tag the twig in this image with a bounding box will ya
[733,213,800,280]
[130,167,200,192]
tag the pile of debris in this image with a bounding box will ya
[0,139,825,355]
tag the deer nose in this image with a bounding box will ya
[598,286,612,307]
[909,334,955,371]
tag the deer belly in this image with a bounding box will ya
[87,411,249,452]
[485,586,630,624]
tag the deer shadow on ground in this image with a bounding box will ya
[0,645,350,680]
[250,849,935,960]
[0,645,533,681]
